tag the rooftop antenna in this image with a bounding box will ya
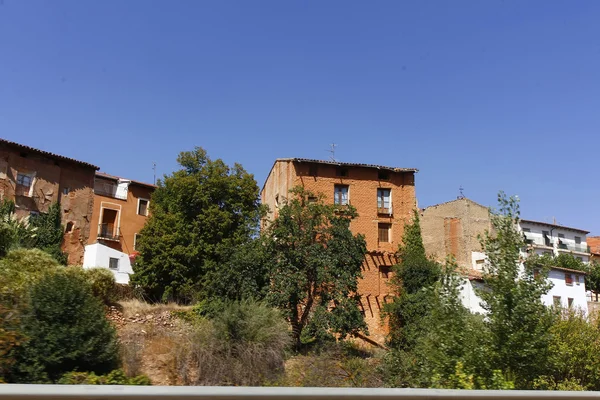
[152,162,157,185]
[326,143,337,162]
[457,185,465,199]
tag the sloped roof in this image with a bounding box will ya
[276,158,418,173]
[423,197,489,211]
[95,171,156,189]
[0,138,99,170]
[520,219,589,234]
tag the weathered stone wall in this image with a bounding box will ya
[420,198,492,270]
[0,142,96,265]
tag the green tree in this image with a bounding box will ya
[8,271,119,383]
[587,261,600,302]
[131,147,263,302]
[478,192,554,389]
[264,187,367,349]
[30,203,67,264]
[384,210,441,349]
[0,200,37,258]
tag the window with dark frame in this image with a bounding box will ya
[138,199,149,216]
[334,185,349,205]
[576,274,580,285]
[109,257,119,270]
[575,236,581,244]
[378,223,391,243]
[16,173,33,187]
[565,273,573,285]
[543,230,551,247]
[307,196,317,204]
[568,298,574,308]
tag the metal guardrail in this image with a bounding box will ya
[0,386,599,400]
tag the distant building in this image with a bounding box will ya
[0,138,98,264]
[84,172,155,284]
[421,198,589,313]
[261,158,418,343]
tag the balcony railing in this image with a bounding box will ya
[558,243,590,254]
[0,385,596,399]
[98,223,120,241]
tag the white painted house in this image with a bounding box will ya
[460,219,590,314]
[83,243,134,284]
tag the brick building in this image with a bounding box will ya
[0,138,98,264]
[261,158,418,343]
[84,172,155,284]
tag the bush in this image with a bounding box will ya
[171,299,289,385]
[7,271,120,383]
[85,268,117,305]
[0,249,60,302]
[58,369,151,385]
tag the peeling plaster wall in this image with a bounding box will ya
[0,144,96,265]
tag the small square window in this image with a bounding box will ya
[565,273,573,286]
[522,228,531,233]
[380,265,391,279]
[576,275,581,285]
[63,187,70,195]
[575,236,581,244]
[558,233,565,239]
[378,223,391,243]
[378,170,390,180]
[138,199,149,216]
[568,298,574,308]
[553,296,561,307]
[336,168,349,177]
[475,259,485,271]
[109,257,119,270]
[307,196,317,204]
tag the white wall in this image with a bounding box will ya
[542,268,588,313]
[459,279,486,314]
[83,243,134,284]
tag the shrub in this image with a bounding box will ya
[7,271,120,383]
[85,268,117,305]
[0,248,60,302]
[58,369,151,385]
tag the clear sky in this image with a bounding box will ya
[1,1,599,234]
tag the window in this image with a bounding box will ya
[558,233,565,238]
[334,185,349,205]
[134,233,142,251]
[377,189,391,213]
[565,273,573,286]
[575,236,581,244]
[336,168,349,177]
[65,221,74,233]
[378,223,391,243]
[576,275,581,285]
[109,257,119,270]
[380,265,391,279]
[522,227,531,232]
[17,173,33,187]
[568,298,574,308]
[475,259,485,271]
[307,196,317,204]
[62,187,70,195]
[542,231,551,247]
[138,198,149,216]
[553,296,561,307]
[378,170,390,180]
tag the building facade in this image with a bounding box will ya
[261,158,418,343]
[84,172,155,284]
[421,198,589,313]
[0,138,98,264]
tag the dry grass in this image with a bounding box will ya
[118,299,191,319]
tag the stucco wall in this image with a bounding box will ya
[83,243,134,284]
[0,143,96,265]
[421,198,492,270]
[542,268,588,312]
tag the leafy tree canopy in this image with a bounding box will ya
[264,187,367,349]
[131,147,263,302]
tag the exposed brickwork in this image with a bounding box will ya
[261,159,417,344]
[0,141,97,265]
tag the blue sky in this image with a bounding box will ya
[1,1,599,233]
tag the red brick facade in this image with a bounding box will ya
[261,158,417,343]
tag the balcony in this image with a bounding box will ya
[377,207,393,216]
[98,223,120,241]
[558,242,590,254]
